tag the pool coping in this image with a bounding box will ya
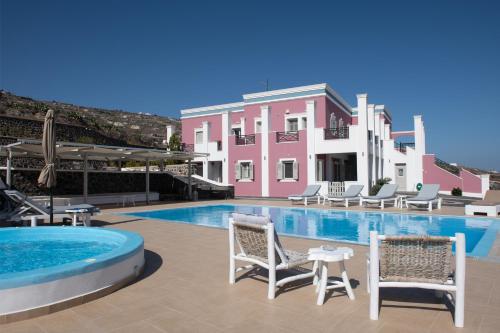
[117,202,500,262]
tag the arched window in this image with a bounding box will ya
[338,118,344,128]
[329,113,337,129]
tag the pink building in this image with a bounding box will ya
[179,84,488,198]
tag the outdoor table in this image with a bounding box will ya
[65,208,92,227]
[308,246,355,305]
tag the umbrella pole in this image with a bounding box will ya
[50,187,54,225]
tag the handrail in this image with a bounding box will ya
[235,134,255,145]
[276,131,299,143]
[324,126,349,139]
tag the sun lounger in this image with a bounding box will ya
[360,184,398,209]
[367,231,466,327]
[325,184,364,207]
[229,213,316,299]
[4,189,100,224]
[465,190,500,217]
[288,185,321,206]
[405,184,442,211]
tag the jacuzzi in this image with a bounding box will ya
[0,227,144,320]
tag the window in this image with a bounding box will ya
[276,160,298,180]
[235,161,253,181]
[329,114,337,129]
[398,168,404,177]
[368,130,373,141]
[286,118,298,132]
[338,118,344,128]
[255,120,262,133]
[375,136,379,145]
[232,127,241,137]
[195,131,203,144]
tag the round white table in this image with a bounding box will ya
[65,208,92,227]
[308,246,355,305]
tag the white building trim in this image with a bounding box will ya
[306,100,316,185]
[261,105,270,197]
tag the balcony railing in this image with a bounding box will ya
[235,134,255,145]
[394,142,415,153]
[276,131,299,143]
[181,143,194,152]
[435,157,460,175]
[324,126,349,140]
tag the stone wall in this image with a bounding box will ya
[0,116,131,146]
[0,170,186,198]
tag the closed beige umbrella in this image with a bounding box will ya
[38,109,57,224]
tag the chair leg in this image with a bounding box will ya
[366,258,371,294]
[438,198,442,209]
[381,201,384,209]
[317,262,328,305]
[428,201,432,211]
[229,256,236,284]
[268,268,276,299]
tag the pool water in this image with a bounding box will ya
[124,204,499,257]
[0,240,119,274]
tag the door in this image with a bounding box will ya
[395,164,406,191]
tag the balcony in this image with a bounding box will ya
[394,142,415,154]
[324,126,349,140]
[276,131,299,143]
[235,134,255,145]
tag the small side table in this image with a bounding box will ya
[397,195,408,209]
[118,195,136,207]
[65,208,92,227]
[308,246,355,305]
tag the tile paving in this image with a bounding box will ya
[2,199,499,332]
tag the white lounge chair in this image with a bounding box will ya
[360,184,398,209]
[4,189,100,224]
[325,184,364,207]
[229,213,316,299]
[465,190,500,217]
[367,231,465,328]
[405,184,442,211]
[288,185,321,206]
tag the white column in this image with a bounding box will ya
[413,115,425,185]
[368,104,376,185]
[6,149,12,187]
[145,159,150,204]
[166,125,175,150]
[306,100,316,185]
[356,94,370,195]
[202,121,210,178]
[261,105,270,196]
[83,154,88,203]
[222,111,230,184]
[377,115,383,179]
[240,117,246,136]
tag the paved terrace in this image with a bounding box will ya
[2,199,499,333]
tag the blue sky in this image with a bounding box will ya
[1,0,499,170]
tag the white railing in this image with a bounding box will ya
[328,182,345,196]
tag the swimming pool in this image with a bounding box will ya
[124,204,499,258]
[0,227,145,319]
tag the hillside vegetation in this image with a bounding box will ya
[0,90,179,147]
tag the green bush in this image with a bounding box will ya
[369,177,392,195]
[451,187,462,196]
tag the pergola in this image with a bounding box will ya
[0,139,208,203]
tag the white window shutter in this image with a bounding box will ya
[249,162,254,180]
[235,163,241,180]
[293,161,298,180]
[276,161,283,180]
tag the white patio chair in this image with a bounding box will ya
[367,231,466,328]
[325,184,364,207]
[405,184,442,211]
[288,185,321,206]
[229,213,316,299]
[360,184,398,209]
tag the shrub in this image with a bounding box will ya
[451,187,462,196]
[369,177,392,195]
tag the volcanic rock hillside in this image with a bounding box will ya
[0,90,180,147]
